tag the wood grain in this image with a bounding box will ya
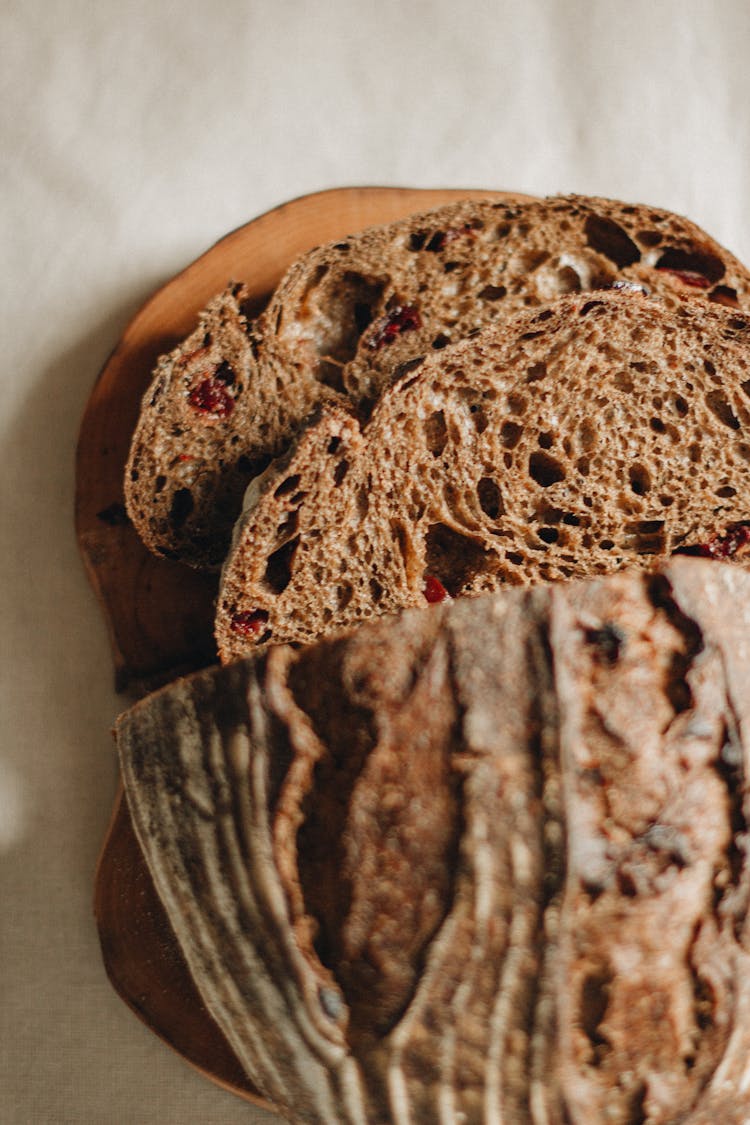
[80,187,529,1108]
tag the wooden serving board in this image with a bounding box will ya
[79,187,528,1107]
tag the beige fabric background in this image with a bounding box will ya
[3,1,750,1121]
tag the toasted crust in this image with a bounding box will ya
[215,290,750,661]
[125,194,750,568]
[118,560,750,1123]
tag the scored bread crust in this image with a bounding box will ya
[118,559,750,1123]
[215,289,750,662]
[125,194,750,568]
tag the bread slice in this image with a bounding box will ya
[216,289,750,662]
[125,194,750,568]
[118,558,750,1123]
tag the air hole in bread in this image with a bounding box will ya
[513,248,549,274]
[529,451,567,488]
[424,411,448,456]
[263,536,300,595]
[431,333,451,350]
[477,477,504,520]
[578,418,597,451]
[628,464,652,496]
[424,523,492,596]
[717,485,737,498]
[538,527,558,544]
[629,519,665,553]
[710,285,740,308]
[369,577,384,604]
[654,246,725,284]
[337,583,354,610]
[299,270,387,389]
[169,488,193,528]
[277,510,299,542]
[553,266,582,294]
[580,963,615,1061]
[501,421,523,449]
[390,519,418,581]
[705,391,741,430]
[584,214,641,268]
[478,284,507,301]
[577,457,591,477]
[237,452,272,478]
[579,299,607,317]
[333,460,349,486]
[275,474,302,498]
[674,395,689,417]
[526,362,547,383]
[470,405,489,433]
[154,474,166,494]
[538,432,554,450]
[636,229,662,248]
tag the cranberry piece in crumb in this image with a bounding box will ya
[425,224,478,252]
[676,525,750,560]
[706,525,750,558]
[423,576,450,604]
[187,362,236,417]
[230,609,269,637]
[368,305,422,350]
[656,267,711,289]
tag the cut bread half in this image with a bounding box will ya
[216,290,750,662]
[125,194,750,568]
[119,559,750,1123]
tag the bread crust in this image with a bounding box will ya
[125,195,750,568]
[118,559,750,1123]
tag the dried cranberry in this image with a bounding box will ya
[656,267,711,289]
[230,609,269,636]
[368,305,422,350]
[706,525,750,558]
[423,576,450,604]
[425,224,477,252]
[676,525,750,560]
[187,366,235,417]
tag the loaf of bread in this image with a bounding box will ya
[125,194,750,568]
[215,289,750,662]
[117,558,750,1124]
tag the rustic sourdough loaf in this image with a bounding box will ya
[118,559,750,1124]
[125,194,750,568]
[215,289,750,662]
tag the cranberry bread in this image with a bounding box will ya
[215,290,750,661]
[125,194,750,568]
[118,559,750,1124]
